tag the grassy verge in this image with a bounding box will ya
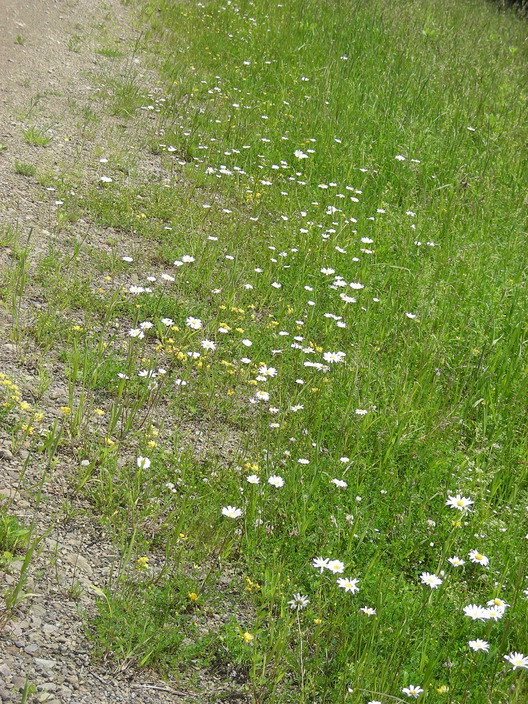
[4,0,527,701]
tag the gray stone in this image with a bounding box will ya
[0,487,16,498]
[34,658,57,673]
[63,553,93,575]
[31,604,47,618]
[38,683,58,692]
[42,624,59,635]
[12,677,27,691]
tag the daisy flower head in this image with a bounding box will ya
[327,559,345,574]
[463,604,489,621]
[504,652,528,670]
[468,549,489,566]
[268,475,284,488]
[288,593,309,611]
[469,639,489,652]
[128,328,144,339]
[136,456,151,470]
[487,598,509,611]
[402,685,423,698]
[201,339,217,350]
[246,475,260,484]
[485,607,504,622]
[331,478,347,488]
[337,577,359,593]
[222,506,242,519]
[420,572,443,589]
[360,606,376,616]
[448,556,465,567]
[446,494,474,511]
[323,351,346,363]
[255,390,270,402]
[186,316,203,330]
[312,557,329,573]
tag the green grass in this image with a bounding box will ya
[6,0,528,701]
[22,125,53,147]
[14,161,36,177]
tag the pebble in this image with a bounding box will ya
[34,658,57,673]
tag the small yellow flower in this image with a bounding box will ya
[60,406,71,415]
[136,556,149,571]
[19,401,32,411]
[436,685,449,694]
[241,632,254,643]
[147,440,157,448]
[226,389,235,396]
[313,618,323,625]
[244,577,261,592]
[93,408,105,416]
[188,592,199,601]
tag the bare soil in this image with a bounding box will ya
[0,1,239,702]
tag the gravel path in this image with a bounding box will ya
[0,2,218,702]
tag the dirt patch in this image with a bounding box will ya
[0,1,239,702]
